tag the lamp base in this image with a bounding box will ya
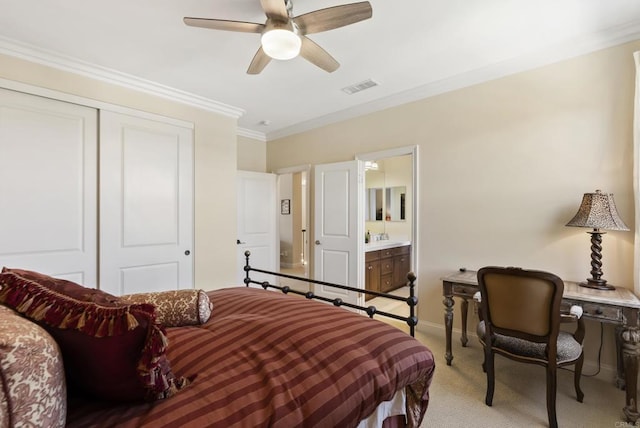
[579,279,615,291]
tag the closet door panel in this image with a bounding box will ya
[121,126,179,247]
[99,111,193,295]
[0,88,98,286]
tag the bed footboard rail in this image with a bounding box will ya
[243,251,418,337]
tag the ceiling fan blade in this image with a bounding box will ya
[183,17,264,33]
[260,0,289,21]
[247,47,272,74]
[299,37,339,73]
[294,1,372,35]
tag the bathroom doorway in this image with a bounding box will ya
[275,165,310,290]
[357,146,418,320]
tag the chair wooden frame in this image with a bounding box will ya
[476,266,585,428]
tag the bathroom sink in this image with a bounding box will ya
[364,240,411,252]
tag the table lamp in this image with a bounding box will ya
[565,189,629,290]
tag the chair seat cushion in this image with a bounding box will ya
[477,321,582,364]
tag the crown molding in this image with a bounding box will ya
[0,35,245,119]
[3,18,639,143]
[266,20,640,141]
[237,127,267,141]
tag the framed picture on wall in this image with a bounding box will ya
[281,199,290,215]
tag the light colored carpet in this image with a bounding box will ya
[413,328,628,428]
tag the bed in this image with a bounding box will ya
[63,255,435,427]
[0,260,435,427]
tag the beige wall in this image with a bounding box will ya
[238,135,267,172]
[267,40,640,371]
[0,53,240,290]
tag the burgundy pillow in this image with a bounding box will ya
[0,267,189,402]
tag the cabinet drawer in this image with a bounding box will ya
[365,250,380,262]
[392,245,410,256]
[451,284,478,298]
[562,300,622,323]
[380,259,393,275]
[380,273,393,292]
[380,248,394,259]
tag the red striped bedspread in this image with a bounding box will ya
[67,287,435,427]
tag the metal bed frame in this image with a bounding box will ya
[243,251,418,337]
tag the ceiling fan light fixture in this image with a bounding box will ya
[261,29,301,60]
[184,0,373,73]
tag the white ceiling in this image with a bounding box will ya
[1,0,640,141]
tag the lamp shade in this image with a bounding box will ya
[565,189,629,231]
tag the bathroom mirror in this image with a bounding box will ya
[385,186,406,221]
[366,188,383,221]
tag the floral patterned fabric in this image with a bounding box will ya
[0,268,189,403]
[0,304,66,428]
[120,290,212,327]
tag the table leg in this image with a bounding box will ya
[621,327,640,423]
[461,298,469,347]
[615,326,625,389]
[444,284,454,366]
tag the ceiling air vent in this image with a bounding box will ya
[341,79,380,95]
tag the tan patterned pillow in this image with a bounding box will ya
[0,304,66,427]
[120,289,212,327]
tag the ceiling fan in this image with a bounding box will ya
[184,0,372,74]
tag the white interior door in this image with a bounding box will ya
[99,110,194,295]
[313,160,364,307]
[236,171,277,285]
[0,88,98,286]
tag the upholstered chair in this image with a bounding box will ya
[475,266,585,428]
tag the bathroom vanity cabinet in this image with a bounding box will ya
[365,244,411,300]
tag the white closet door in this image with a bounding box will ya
[0,88,98,286]
[99,111,194,295]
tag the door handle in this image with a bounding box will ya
[184,250,191,256]
[237,239,246,245]
[315,240,321,245]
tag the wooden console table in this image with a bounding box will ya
[442,270,640,423]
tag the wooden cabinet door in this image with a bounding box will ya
[365,259,380,300]
[393,252,411,288]
[365,245,411,294]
